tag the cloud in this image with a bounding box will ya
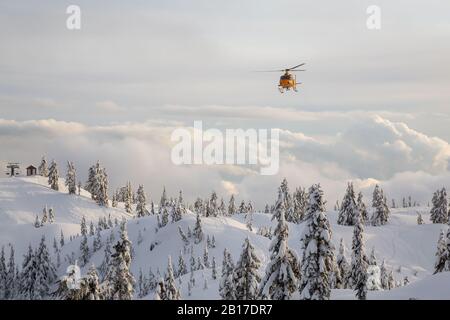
[95,100,125,112]
[1,114,449,208]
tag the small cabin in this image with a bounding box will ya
[26,165,37,176]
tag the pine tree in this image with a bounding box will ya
[60,230,65,247]
[299,184,334,300]
[80,234,90,266]
[203,245,210,268]
[430,188,448,224]
[434,229,447,273]
[18,245,35,299]
[350,215,369,300]
[233,238,261,300]
[165,256,181,300]
[89,221,95,236]
[212,257,217,280]
[443,228,450,272]
[34,236,57,299]
[193,213,204,244]
[34,214,41,228]
[259,201,300,300]
[84,264,102,300]
[278,178,295,223]
[228,195,236,216]
[380,259,389,290]
[48,207,55,223]
[337,182,358,226]
[219,248,235,300]
[106,227,135,300]
[177,252,187,277]
[136,185,147,218]
[357,192,368,223]
[65,161,77,195]
[41,205,48,226]
[48,160,59,191]
[5,245,16,299]
[93,227,102,252]
[0,247,6,299]
[80,215,87,236]
[371,185,390,226]
[293,187,307,222]
[38,156,48,177]
[336,238,350,289]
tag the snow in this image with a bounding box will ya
[0,176,449,299]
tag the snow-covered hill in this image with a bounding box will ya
[0,176,449,300]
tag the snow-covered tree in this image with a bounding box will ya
[38,156,48,177]
[417,212,424,225]
[0,247,6,299]
[212,257,217,280]
[430,188,448,224]
[48,160,59,191]
[434,229,447,274]
[34,236,57,299]
[135,185,148,218]
[106,227,135,300]
[164,256,181,300]
[93,227,102,252]
[80,234,90,266]
[48,207,55,224]
[219,248,235,300]
[293,187,307,222]
[380,259,389,290]
[5,245,16,299]
[371,185,390,226]
[18,245,35,299]
[337,182,358,226]
[177,252,187,277]
[193,213,204,244]
[349,215,369,300]
[357,192,368,223]
[336,238,350,289]
[233,238,261,300]
[228,195,236,216]
[259,201,300,300]
[65,161,77,195]
[41,206,48,226]
[299,184,335,300]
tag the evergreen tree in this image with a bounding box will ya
[357,192,368,223]
[336,238,350,289]
[41,205,48,226]
[219,248,235,300]
[5,245,16,299]
[299,184,334,300]
[34,214,41,228]
[233,238,261,300]
[293,187,307,222]
[380,259,389,290]
[417,212,424,225]
[371,185,390,226]
[350,215,369,300]
[165,256,181,300]
[259,201,300,300]
[193,214,204,244]
[177,252,187,277]
[434,229,447,274]
[48,207,55,223]
[48,160,59,191]
[34,236,57,299]
[238,200,247,214]
[80,216,87,236]
[337,182,358,226]
[93,227,102,252]
[228,195,236,216]
[0,247,6,299]
[212,257,217,280]
[18,245,35,299]
[203,245,210,268]
[60,230,65,247]
[135,185,148,218]
[106,227,135,300]
[65,161,77,194]
[80,234,90,266]
[430,188,448,224]
[38,156,48,177]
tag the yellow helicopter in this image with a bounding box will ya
[257,63,306,93]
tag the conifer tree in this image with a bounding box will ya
[80,233,90,266]
[337,182,358,226]
[430,188,448,224]
[136,185,147,218]
[219,248,235,300]
[259,201,300,300]
[336,238,350,289]
[0,247,6,299]
[357,192,368,223]
[5,245,16,299]
[165,256,181,300]
[299,184,334,300]
[48,160,59,191]
[371,185,390,226]
[212,257,217,280]
[417,212,424,225]
[380,259,389,290]
[434,229,447,273]
[65,161,77,194]
[233,238,261,300]
[106,227,135,300]
[177,252,187,277]
[193,213,204,244]
[38,156,48,177]
[60,230,65,247]
[18,245,35,299]
[34,236,57,299]
[350,215,369,300]
[228,195,236,216]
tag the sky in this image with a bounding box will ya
[1,1,450,207]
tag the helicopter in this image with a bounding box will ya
[257,63,306,93]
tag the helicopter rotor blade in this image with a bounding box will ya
[290,69,306,72]
[287,63,305,70]
[253,70,285,72]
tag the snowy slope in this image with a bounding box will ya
[0,176,130,257]
[0,176,449,300]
